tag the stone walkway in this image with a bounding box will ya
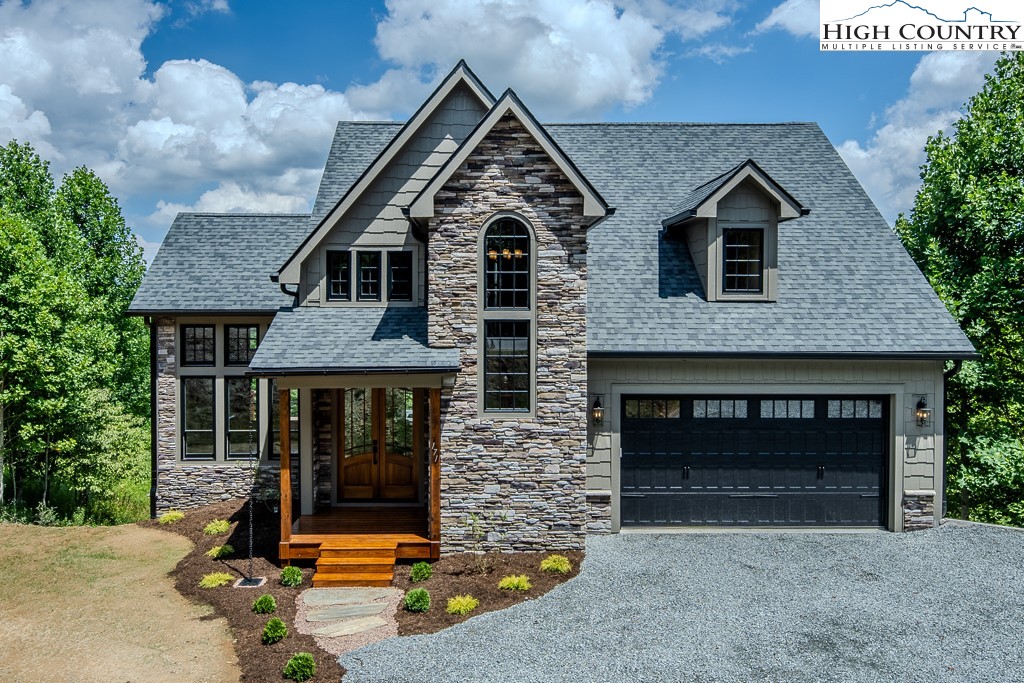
[294,587,403,658]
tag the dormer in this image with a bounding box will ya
[662,159,807,302]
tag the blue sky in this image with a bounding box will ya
[0,0,999,261]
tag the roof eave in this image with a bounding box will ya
[587,350,980,361]
[245,365,460,377]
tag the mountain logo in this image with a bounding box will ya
[820,0,1024,51]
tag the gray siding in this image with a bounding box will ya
[585,358,945,532]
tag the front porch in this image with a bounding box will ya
[275,384,444,587]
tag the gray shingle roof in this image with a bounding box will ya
[309,121,403,227]
[542,122,976,357]
[247,306,459,374]
[664,160,747,223]
[128,213,311,315]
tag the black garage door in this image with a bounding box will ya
[621,396,887,527]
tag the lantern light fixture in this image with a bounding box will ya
[915,396,932,427]
[591,397,604,426]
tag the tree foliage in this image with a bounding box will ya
[895,52,1024,524]
[0,140,149,523]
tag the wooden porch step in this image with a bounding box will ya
[312,538,400,588]
[316,557,395,573]
[319,546,397,560]
[312,573,393,588]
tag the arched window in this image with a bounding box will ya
[484,219,531,309]
[481,217,533,413]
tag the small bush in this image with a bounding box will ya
[203,519,230,535]
[280,565,303,587]
[252,594,277,614]
[205,544,234,559]
[283,652,316,682]
[404,588,431,612]
[262,617,288,645]
[198,572,234,589]
[410,561,432,583]
[158,510,184,525]
[498,574,532,591]
[540,554,572,574]
[446,594,479,615]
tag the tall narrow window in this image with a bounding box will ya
[269,380,299,461]
[181,325,215,366]
[225,377,258,459]
[722,228,764,293]
[225,325,259,366]
[357,251,381,301]
[387,251,413,301]
[484,219,530,309]
[182,377,215,460]
[483,320,530,411]
[326,250,351,301]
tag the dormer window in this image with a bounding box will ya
[722,228,764,294]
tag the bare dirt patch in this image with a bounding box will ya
[0,522,240,683]
[392,550,583,636]
[140,500,345,683]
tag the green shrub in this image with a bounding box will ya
[280,565,303,587]
[205,544,234,559]
[283,652,316,682]
[404,588,431,612]
[252,594,277,614]
[540,554,572,574]
[198,572,234,588]
[446,594,479,615]
[410,561,432,583]
[262,617,288,645]
[498,574,532,591]
[158,510,184,525]
[203,519,230,535]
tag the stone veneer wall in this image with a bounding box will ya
[313,389,334,510]
[903,490,936,531]
[153,317,290,512]
[428,114,590,552]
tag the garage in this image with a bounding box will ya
[620,395,887,527]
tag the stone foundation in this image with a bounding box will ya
[585,490,613,534]
[903,489,936,531]
[157,465,281,513]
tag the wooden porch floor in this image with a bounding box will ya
[283,507,433,587]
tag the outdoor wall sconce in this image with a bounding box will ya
[591,397,604,426]
[915,396,932,427]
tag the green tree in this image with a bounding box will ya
[895,52,1024,524]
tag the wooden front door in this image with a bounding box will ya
[339,388,419,501]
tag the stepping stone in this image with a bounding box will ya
[311,616,387,637]
[302,588,392,607]
[307,603,388,621]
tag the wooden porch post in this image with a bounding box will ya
[429,387,442,559]
[279,388,292,564]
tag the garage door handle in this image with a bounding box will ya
[860,493,880,498]
[621,493,646,498]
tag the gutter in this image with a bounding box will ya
[943,359,965,520]
[587,350,981,361]
[146,317,157,519]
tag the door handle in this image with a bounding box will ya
[684,466,690,480]
[817,465,825,479]
[372,439,378,465]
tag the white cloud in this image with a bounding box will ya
[837,51,996,223]
[148,173,315,227]
[369,0,739,118]
[187,0,230,16]
[687,42,752,63]
[754,0,818,37]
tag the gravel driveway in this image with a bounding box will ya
[341,524,1024,682]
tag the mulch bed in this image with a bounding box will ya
[143,500,584,679]
[139,500,344,683]
[392,549,584,635]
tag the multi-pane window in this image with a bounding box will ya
[357,251,382,301]
[484,219,530,309]
[388,251,413,302]
[225,325,259,366]
[182,377,215,460]
[483,320,530,412]
[182,325,215,366]
[723,228,764,293]
[693,399,748,419]
[269,380,299,461]
[761,399,815,419]
[327,250,351,301]
[225,377,258,459]
[625,398,682,419]
[828,399,883,419]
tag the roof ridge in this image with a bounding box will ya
[184,212,311,217]
[542,121,818,127]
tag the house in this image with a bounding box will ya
[128,62,976,586]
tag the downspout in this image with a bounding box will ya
[147,317,158,519]
[943,360,964,520]
[270,274,300,305]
